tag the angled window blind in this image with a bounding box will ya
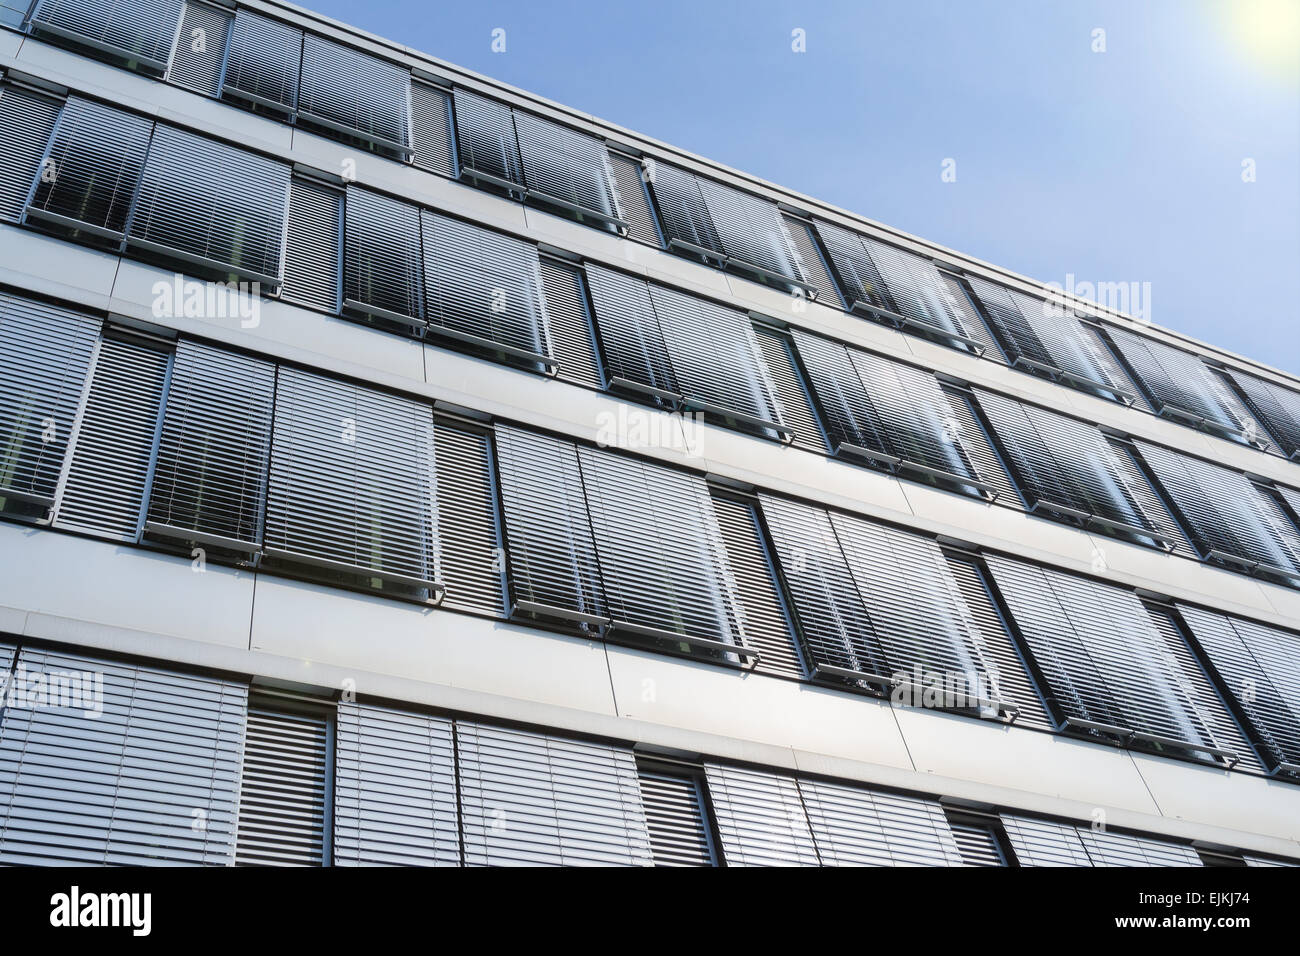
[646,282,785,433]
[451,89,523,189]
[26,96,153,239]
[946,813,1010,866]
[30,0,185,73]
[941,274,1005,359]
[798,778,964,867]
[514,110,624,228]
[1103,327,1257,437]
[422,210,552,367]
[0,82,63,223]
[410,81,455,177]
[753,326,829,453]
[265,367,439,595]
[1077,828,1201,867]
[693,175,808,288]
[711,493,805,680]
[167,2,232,96]
[493,425,605,627]
[815,219,891,313]
[1107,437,1194,553]
[128,125,290,286]
[234,693,330,867]
[983,555,1237,761]
[221,9,302,115]
[539,257,602,388]
[578,444,745,653]
[298,35,410,155]
[606,150,660,245]
[703,763,820,866]
[1222,367,1300,459]
[1175,605,1300,773]
[972,388,1166,542]
[52,333,171,542]
[939,385,1021,505]
[0,294,100,510]
[1134,440,1300,580]
[650,163,723,260]
[434,421,504,616]
[782,212,839,303]
[636,764,716,866]
[333,702,459,866]
[999,816,1094,867]
[583,263,678,402]
[343,187,423,325]
[145,340,275,552]
[789,330,890,459]
[1003,816,1201,867]
[457,722,653,867]
[0,647,246,865]
[282,175,342,312]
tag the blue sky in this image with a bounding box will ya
[303,0,1300,374]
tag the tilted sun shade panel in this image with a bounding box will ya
[578,445,743,647]
[973,388,1158,536]
[1107,438,1195,553]
[782,213,839,302]
[703,763,820,867]
[1105,327,1255,434]
[1078,828,1202,867]
[948,815,1008,866]
[999,815,1093,867]
[145,340,275,550]
[799,778,965,867]
[128,125,290,285]
[298,35,410,153]
[647,282,784,429]
[539,257,602,388]
[282,176,342,312]
[940,386,1021,506]
[167,2,232,97]
[963,276,1055,369]
[434,422,505,615]
[457,721,653,867]
[651,163,723,258]
[694,175,806,285]
[0,82,64,223]
[1175,605,1300,771]
[754,327,829,453]
[493,425,605,625]
[422,211,552,363]
[221,10,302,114]
[0,294,100,507]
[637,766,715,866]
[234,694,330,867]
[940,274,1005,359]
[861,238,989,347]
[27,96,152,238]
[409,81,455,178]
[983,555,1230,754]
[1135,440,1300,575]
[789,330,889,458]
[1006,817,1201,867]
[815,220,894,310]
[607,151,660,245]
[757,494,885,679]
[344,187,423,323]
[30,0,185,72]
[583,263,678,398]
[0,647,246,865]
[265,367,439,590]
[53,334,171,542]
[1223,368,1300,458]
[452,89,524,187]
[1016,292,1128,393]
[333,702,459,866]
[514,110,621,224]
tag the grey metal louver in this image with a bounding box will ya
[539,257,602,388]
[0,294,100,510]
[782,212,840,304]
[0,81,63,223]
[1006,815,1202,867]
[128,124,290,287]
[637,764,716,866]
[26,96,153,240]
[145,340,275,553]
[1079,828,1202,867]
[606,150,660,244]
[1106,437,1194,553]
[814,219,891,313]
[298,35,411,156]
[234,693,331,866]
[422,210,553,369]
[264,367,440,598]
[583,264,679,404]
[221,9,302,115]
[946,813,1009,866]
[52,333,171,542]
[939,385,1021,505]
[940,273,1005,359]
[457,721,653,866]
[1000,815,1093,866]
[283,175,342,312]
[514,110,626,230]
[646,162,722,261]
[434,421,505,616]
[798,778,965,866]
[343,187,423,326]
[166,2,232,97]
[1221,367,1300,458]
[333,702,460,866]
[410,81,455,177]
[30,0,185,74]
[753,325,830,453]
[0,647,246,865]
[451,89,523,190]
[703,763,820,866]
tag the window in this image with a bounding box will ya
[29,0,185,74]
[582,263,678,405]
[972,388,1172,547]
[220,9,302,116]
[0,80,63,223]
[282,174,343,312]
[703,764,820,867]
[434,421,506,616]
[982,555,1241,764]
[343,187,423,327]
[451,89,523,193]
[539,256,602,388]
[945,811,1015,867]
[127,124,290,286]
[0,294,100,517]
[1221,366,1300,459]
[145,340,275,555]
[513,110,624,230]
[636,761,718,867]
[410,80,455,177]
[605,149,660,245]
[264,367,440,600]
[26,96,152,241]
[798,778,965,866]
[235,692,332,867]
[752,325,830,453]
[1000,815,1201,867]
[781,210,840,304]
[297,35,411,157]
[166,1,232,97]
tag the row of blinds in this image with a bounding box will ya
[1223,367,1300,458]
[0,80,64,223]
[30,0,184,73]
[1001,815,1202,867]
[166,2,233,98]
